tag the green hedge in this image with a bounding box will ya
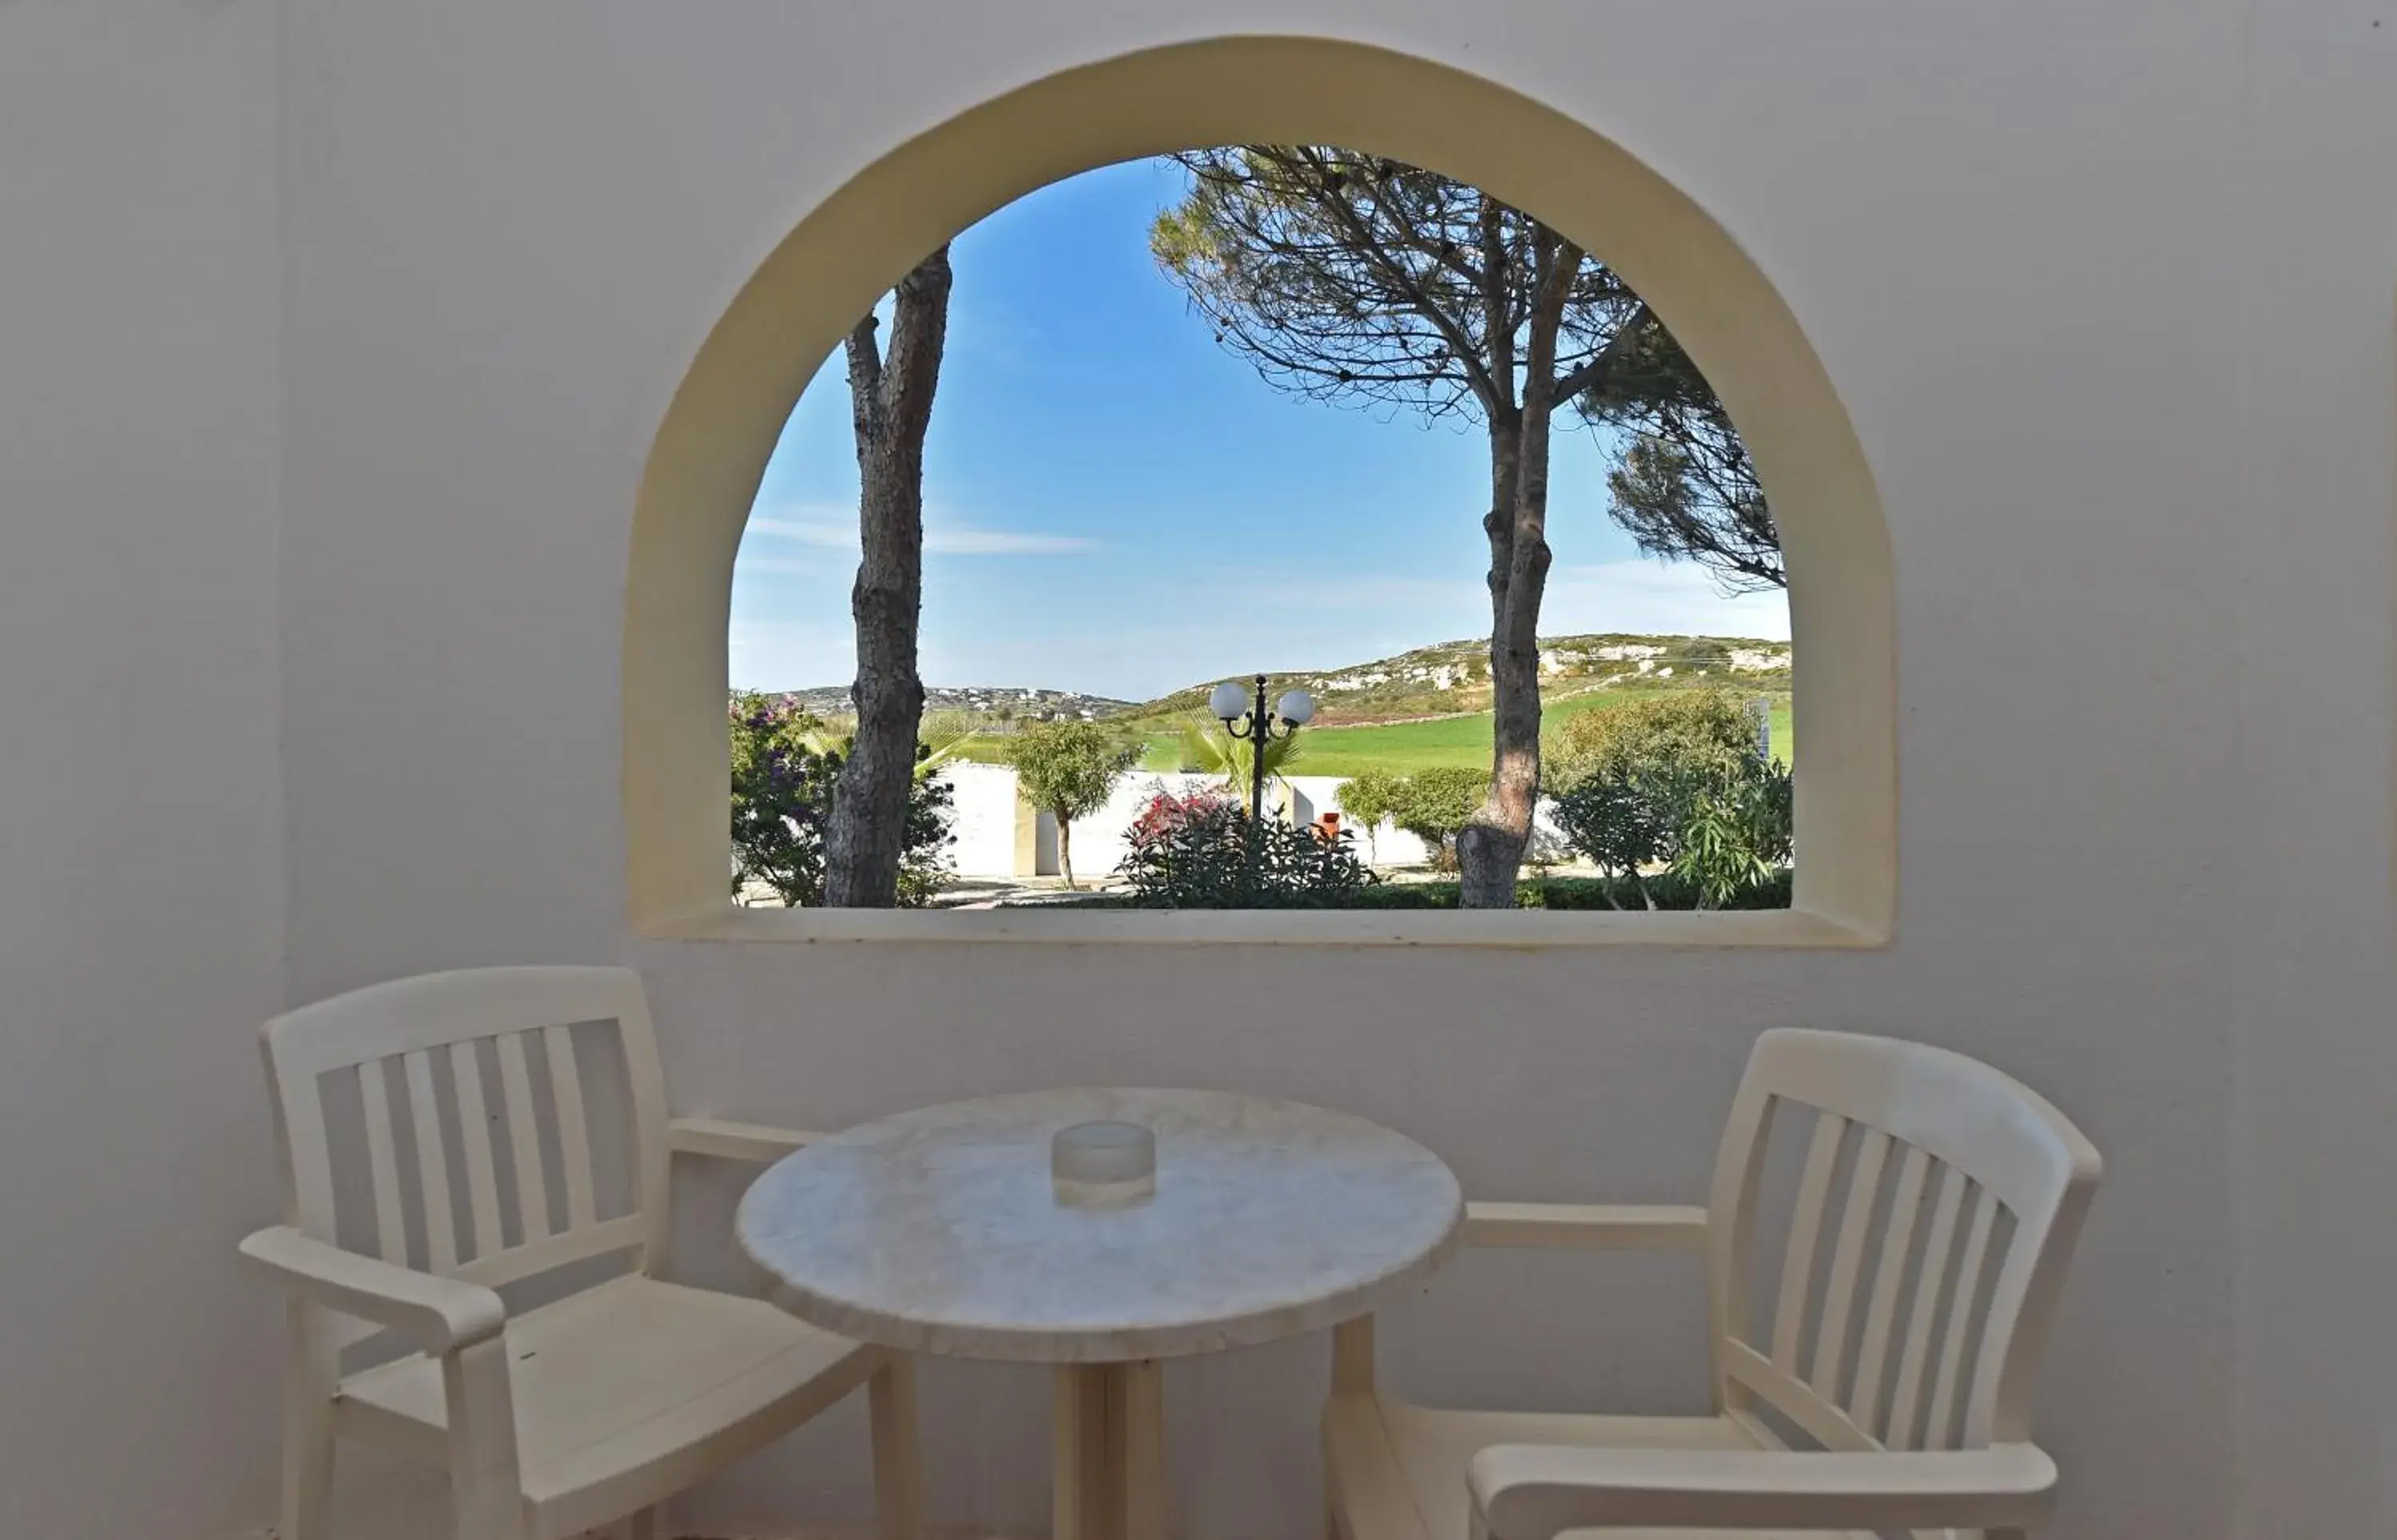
[1012,869,1793,911]
[1331,871,1792,911]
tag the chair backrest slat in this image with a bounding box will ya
[1847,1143,1931,1434]
[356,1056,409,1264]
[260,966,670,1328]
[401,1049,459,1272]
[1886,1165,1968,1449]
[449,1040,505,1257]
[1925,1184,1999,1450]
[1808,1126,1890,1398]
[1704,1030,2100,1462]
[1768,1111,1846,1371]
[493,1030,551,1243]
[543,1022,599,1231]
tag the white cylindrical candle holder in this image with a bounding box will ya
[1051,1120,1157,1207]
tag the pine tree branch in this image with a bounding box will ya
[1548,300,1652,403]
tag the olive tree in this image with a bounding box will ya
[1009,720,1136,888]
[1334,768,1404,861]
[1386,768,1492,871]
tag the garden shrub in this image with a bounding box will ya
[1668,756,1793,907]
[1664,636,1734,673]
[1028,870,1791,912]
[1543,688,1760,792]
[728,692,954,907]
[1118,798,1378,908]
[1385,766,1489,871]
[1334,870,1793,911]
[1552,754,1791,909]
[1123,784,1238,847]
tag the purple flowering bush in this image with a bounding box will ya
[729,692,954,907]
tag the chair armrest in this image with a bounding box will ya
[1469,1443,2057,1537]
[1462,1202,1709,1251]
[668,1117,824,1162]
[238,1226,505,1353]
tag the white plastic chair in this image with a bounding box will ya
[1323,1029,2101,1540]
[240,965,923,1540]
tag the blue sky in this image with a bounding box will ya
[730,158,1787,702]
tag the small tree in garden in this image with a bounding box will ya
[1386,768,1491,871]
[1549,768,1670,906]
[1334,768,1404,861]
[1010,720,1136,888]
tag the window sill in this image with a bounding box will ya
[642,903,1889,949]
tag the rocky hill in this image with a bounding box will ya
[765,632,1787,731]
[765,683,1138,722]
[1125,631,1789,728]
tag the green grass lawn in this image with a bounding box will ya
[1278,693,1791,776]
[953,691,1792,779]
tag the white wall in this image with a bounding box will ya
[939,767,1469,877]
[8,4,2396,1538]
[2230,8,2397,1532]
[940,762,1024,878]
[0,6,286,1535]
[272,8,2247,1537]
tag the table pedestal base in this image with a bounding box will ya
[1054,1362,1169,1540]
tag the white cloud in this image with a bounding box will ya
[745,517,855,550]
[729,617,853,690]
[1541,559,1791,641]
[748,511,1098,557]
[926,528,1099,556]
[737,552,841,578]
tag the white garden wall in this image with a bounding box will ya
[940,762,1027,878]
[3,5,2395,1539]
[937,768,1442,878]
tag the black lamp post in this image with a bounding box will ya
[1210,673,1317,822]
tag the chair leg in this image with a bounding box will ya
[869,1352,927,1540]
[280,1307,337,1540]
[279,1401,335,1540]
[445,1336,527,1540]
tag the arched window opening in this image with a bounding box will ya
[623,37,1893,945]
[727,151,1793,915]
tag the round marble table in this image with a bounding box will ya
[737,1088,1464,1540]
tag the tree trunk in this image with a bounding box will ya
[1457,228,1580,908]
[1058,816,1075,889]
[825,247,952,907]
